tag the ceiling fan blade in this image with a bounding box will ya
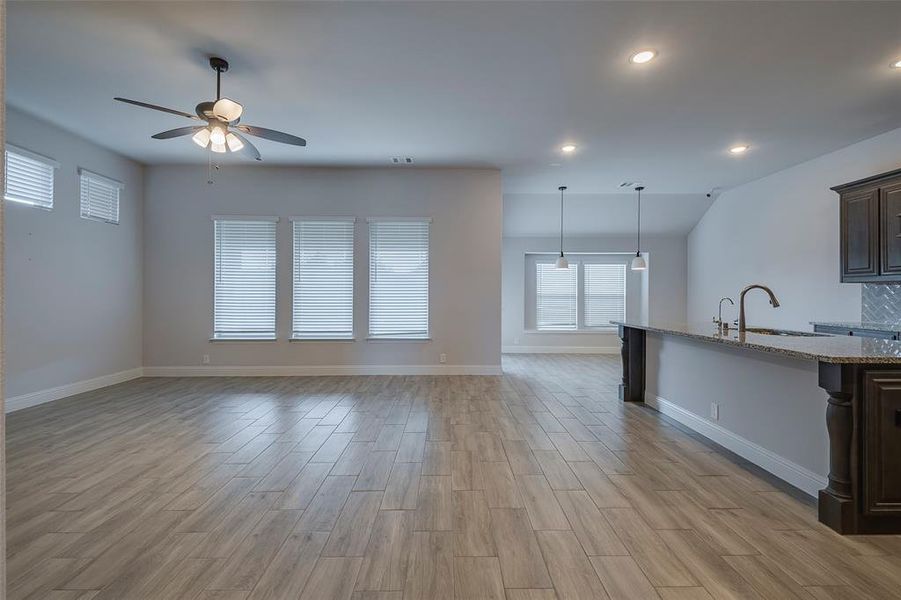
[151,126,205,140]
[230,131,262,161]
[114,97,202,120]
[236,125,306,147]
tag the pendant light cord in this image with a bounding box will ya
[560,191,564,256]
[635,185,644,256]
[558,185,567,257]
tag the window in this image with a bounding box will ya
[79,168,121,224]
[4,146,57,209]
[369,219,430,339]
[529,254,628,331]
[213,218,278,340]
[536,262,578,330]
[292,218,355,340]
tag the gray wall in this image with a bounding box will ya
[646,333,827,492]
[5,107,144,398]
[688,126,901,329]
[651,126,901,494]
[143,166,502,371]
[502,235,687,351]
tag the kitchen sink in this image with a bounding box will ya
[743,327,827,337]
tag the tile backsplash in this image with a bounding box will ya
[862,284,901,324]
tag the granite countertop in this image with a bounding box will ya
[811,321,901,332]
[612,320,901,364]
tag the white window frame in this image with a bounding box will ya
[368,217,431,340]
[79,168,122,225]
[525,253,629,332]
[291,217,356,341]
[212,216,279,341]
[4,145,59,209]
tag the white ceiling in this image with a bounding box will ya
[7,1,901,235]
[503,193,713,238]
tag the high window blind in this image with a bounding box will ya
[584,263,626,327]
[79,169,121,224]
[4,147,57,209]
[293,219,355,339]
[536,262,578,330]
[213,218,278,340]
[369,219,430,339]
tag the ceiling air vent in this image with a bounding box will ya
[392,157,414,164]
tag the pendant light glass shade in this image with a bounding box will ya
[631,185,647,271]
[555,254,569,269]
[556,185,568,269]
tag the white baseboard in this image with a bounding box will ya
[502,346,618,354]
[142,364,503,377]
[645,393,827,498]
[6,367,145,413]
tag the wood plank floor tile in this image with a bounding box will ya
[6,356,896,600]
[453,556,505,600]
[536,530,611,599]
[489,507,553,589]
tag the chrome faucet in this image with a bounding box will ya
[738,284,781,333]
[714,297,734,333]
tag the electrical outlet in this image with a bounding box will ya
[439,353,447,364]
[710,402,719,421]
[202,354,210,365]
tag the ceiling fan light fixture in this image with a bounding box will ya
[212,98,244,122]
[192,128,211,148]
[226,132,244,152]
[210,141,227,154]
[209,125,227,146]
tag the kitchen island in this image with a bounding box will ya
[614,320,901,535]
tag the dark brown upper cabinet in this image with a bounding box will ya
[833,168,901,282]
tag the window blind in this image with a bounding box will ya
[369,219,430,339]
[536,262,577,330]
[293,219,355,339]
[584,263,626,327]
[79,169,121,224]
[4,147,56,209]
[213,218,278,339]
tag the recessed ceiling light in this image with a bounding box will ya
[629,50,657,64]
[892,59,901,69]
[560,144,577,153]
[729,145,750,155]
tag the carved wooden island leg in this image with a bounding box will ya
[818,362,857,534]
[618,325,646,403]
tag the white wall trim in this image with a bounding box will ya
[502,346,618,354]
[645,393,827,498]
[143,364,502,377]
[6,367,144,413]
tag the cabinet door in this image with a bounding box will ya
[863,372,901,515]
[880,181,901,276]
[840,187,879,281]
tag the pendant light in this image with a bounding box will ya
[555,186,569,269]
[631,185,647,271]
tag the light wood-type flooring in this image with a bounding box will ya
[7,354,901,599]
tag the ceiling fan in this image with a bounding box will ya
[114,57,306,161]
